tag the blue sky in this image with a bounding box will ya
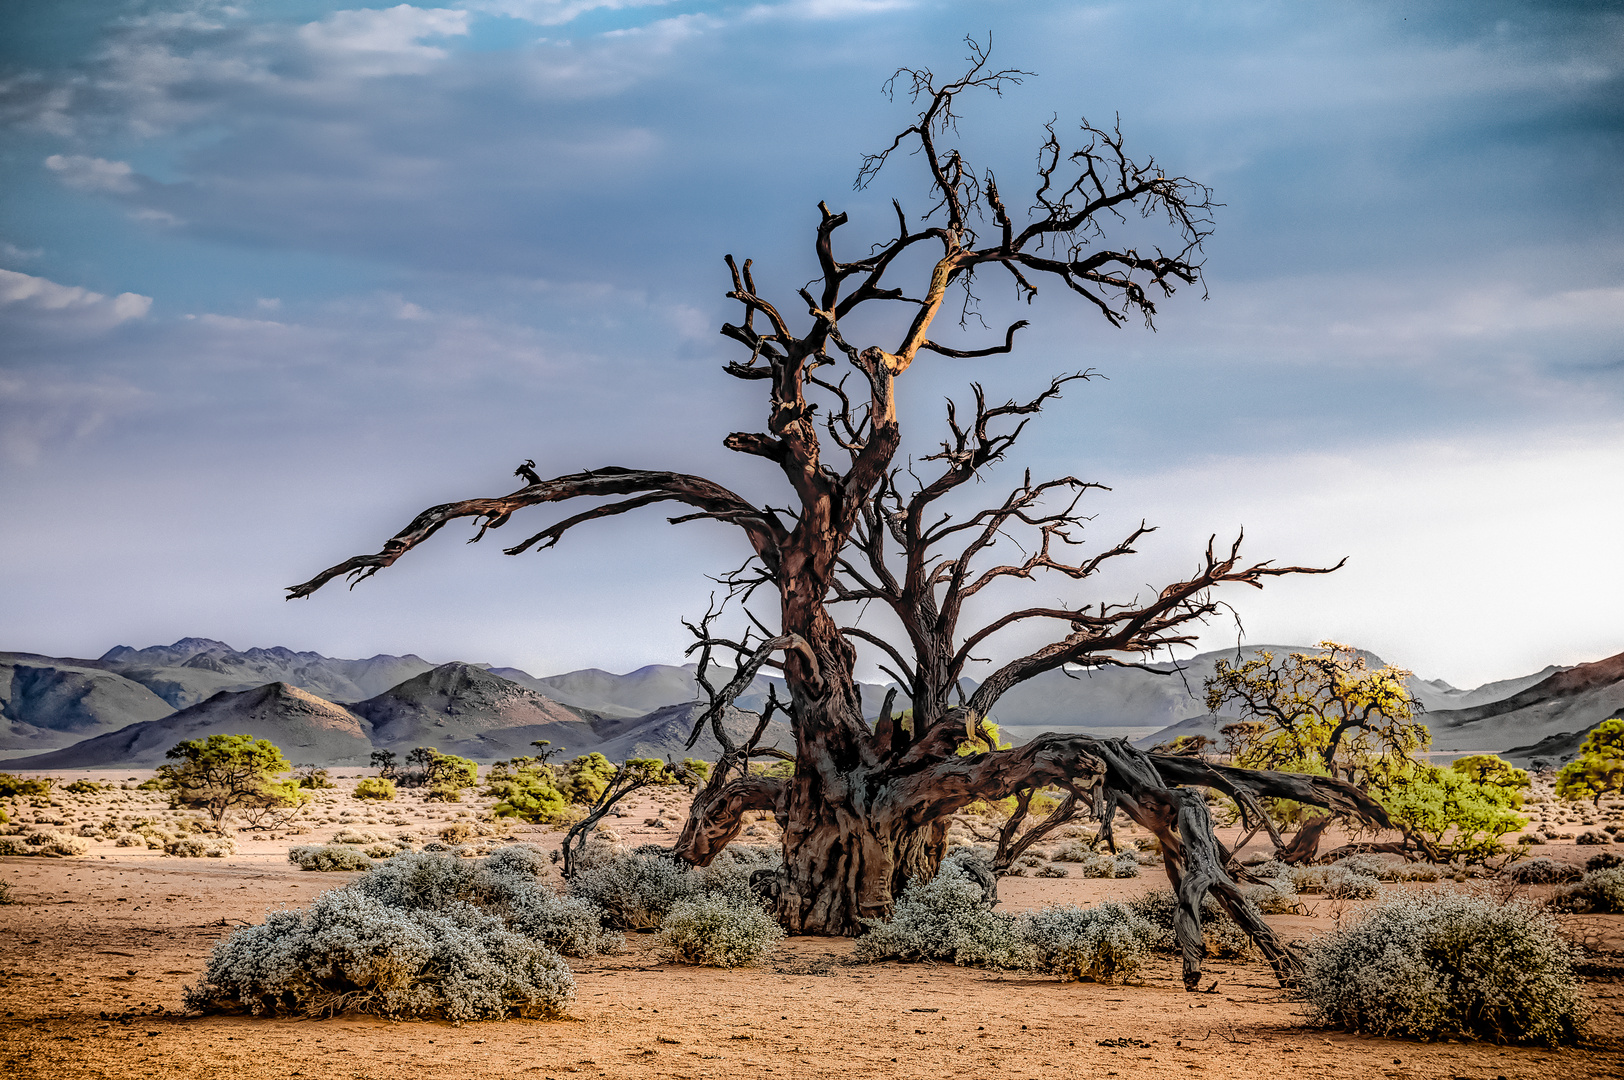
[1,0,1620,688]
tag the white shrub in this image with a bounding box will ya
[659,894,784,968]
[289,845,374,872]
[11,831,89,857]
[186,889,574,1022]
[855,860,1031,968]
[165,836,235,858]
[1022,903,1153,983]
[1303,891,1585,1045]
[567,847,704,929]
[1549,867,1624,914]
[1125,889,1255,959]
[1324,866,1381,899]
[1243,876,1301,914]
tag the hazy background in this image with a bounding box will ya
[2,0,1621,688]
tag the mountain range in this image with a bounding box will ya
[3,637,1621,769]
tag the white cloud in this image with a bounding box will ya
[1078,427,1624,688]
[0,268,152,324]
[744,0,915,21]
[298,6,471,77]
[44,154,139,193]
[461,0,672,27]
[1,241,44,262]
[0,373,149,465]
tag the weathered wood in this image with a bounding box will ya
[290,47,1358,940]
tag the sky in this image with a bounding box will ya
[1,0,1621,690]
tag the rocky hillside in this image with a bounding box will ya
[1425,650,1624,752]
[1,652,174,752]
[349,662,599,759]
[9,682,373,768]
[100,637,437,708]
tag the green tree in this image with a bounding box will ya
[561,753,617,805]
[1450,754,1530,806]
[369,749,398,779]
[155,734,307,829]
[403,747,479,801]
[1381,763,1528,864]
[1556,719,1624,807]
[486,756,569,823]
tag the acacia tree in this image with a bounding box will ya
[290,45,1385,984]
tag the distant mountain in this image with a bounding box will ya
[349,662,598,759]
[1501,713,1622,767]
[589,701,794,762]
[992,645,1397,745]
[8,637,1618,767]
[8,682,373,768]
[1,652,174,751]
[99,638,437,709]
[535,662,896,722]
[1425,650,1624,752]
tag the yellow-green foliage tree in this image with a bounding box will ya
[486,756,569,823]
[1205,643,1526,862]
[354,776,396,801]
[561,753,617,804]
[1206,642,1426,784]
[1556,719,1624,807]
[404,747,479,801]
[155,734,308,829]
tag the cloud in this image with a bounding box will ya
[0,373,150,465]
[0,268,152,326]
[1081,425,1624,688]
[298,5,471,77]
[460,0,672,27]
[43,153,139,193]
[1,241,44,262]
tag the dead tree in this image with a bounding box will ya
[289,43,1377,981]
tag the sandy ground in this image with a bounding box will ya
[2,772,1623,1080]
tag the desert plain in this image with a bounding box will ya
[3,770,1623,1080]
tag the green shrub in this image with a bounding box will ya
[185,888,575,1021]
[561,753,617,805]
[0,773,53,798]
[354,777,396,802]
[64,779,108,795]
[659,894,784,967]
[1303,891,1585,1044]
[1548,867,1624,914]
[289,844,375,872]
[1023,903,1153,983]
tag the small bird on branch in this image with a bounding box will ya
[515,459,542,485]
